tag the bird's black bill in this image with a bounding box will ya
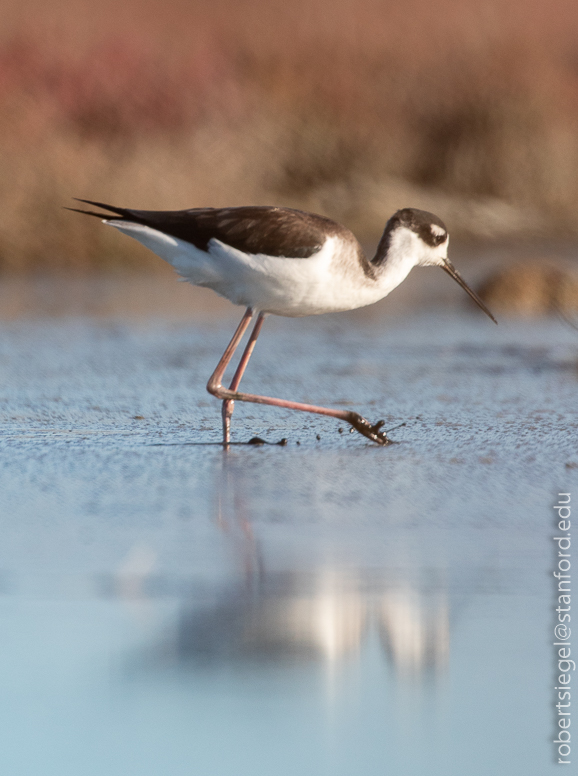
[442,260,497,324]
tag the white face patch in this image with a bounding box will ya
[430,223,446,238]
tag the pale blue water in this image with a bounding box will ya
[0,307,577,775]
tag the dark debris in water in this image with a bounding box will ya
[247,437,288,446]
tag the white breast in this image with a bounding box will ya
[106,221,387,317]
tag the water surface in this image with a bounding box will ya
[0,291,577,775]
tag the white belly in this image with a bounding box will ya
[107,221,387,317]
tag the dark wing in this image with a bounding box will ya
[71,200,346,259]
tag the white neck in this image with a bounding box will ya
[373,228,424,297]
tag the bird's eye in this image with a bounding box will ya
[432,232,446,246]
[428,223,447,245]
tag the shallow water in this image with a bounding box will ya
[1,294,577,775]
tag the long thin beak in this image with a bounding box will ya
[442,260,497,324]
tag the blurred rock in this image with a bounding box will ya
[477,261,578,316]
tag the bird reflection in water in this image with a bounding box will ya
[379,587,449,676]
[175,453,449,678]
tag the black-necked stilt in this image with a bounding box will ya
[69,201,496,445]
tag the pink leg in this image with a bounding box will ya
[207,309,390,445]
[207,307,254,444]
[221,313,266,443]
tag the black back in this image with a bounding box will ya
[73,200,349,259]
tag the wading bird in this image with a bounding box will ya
[70,201,496,445]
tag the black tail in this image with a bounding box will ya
[64,199,132,220]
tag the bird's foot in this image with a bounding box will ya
[347,414,391,446]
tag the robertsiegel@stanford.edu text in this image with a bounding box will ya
[553,493,573,765]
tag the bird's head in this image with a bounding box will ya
[383,208,496,323]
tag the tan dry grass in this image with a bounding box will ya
[1,0,578,271]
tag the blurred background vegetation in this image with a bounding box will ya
[1,0,578,272]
